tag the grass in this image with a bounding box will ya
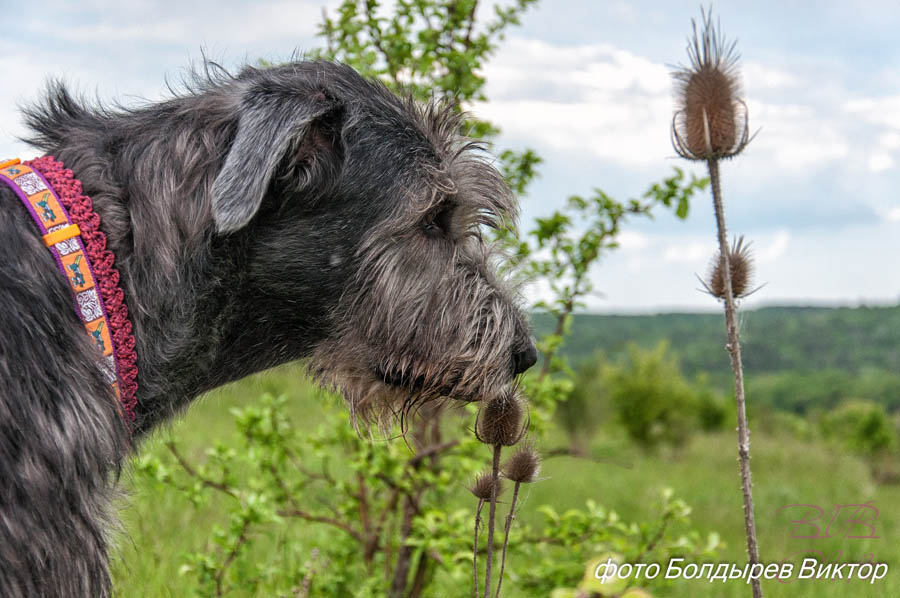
[112,366,900,597]
[528,431,899,597]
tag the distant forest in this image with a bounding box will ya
[533,304,900,414]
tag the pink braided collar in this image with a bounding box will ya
[26,156,139,422]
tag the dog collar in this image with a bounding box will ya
[0,156,138,423]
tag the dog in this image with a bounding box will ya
[0,60,536,597]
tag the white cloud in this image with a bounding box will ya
[33,1,334,46]
[20,1,336,44]
[756,229,791,263]
[844,95,900,129]
[471,37,673,168]
[662,240,714,264]
[879,132,900,149]
[482,38,670,98]
[0,1,341,159]
[0,40,102,159]
[742,62,800,90]
[475,37,861,174]
[885,207,900,222]
[616,231,650,250]
[868,152,894,173]
[743,100,850,169]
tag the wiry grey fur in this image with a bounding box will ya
[0,60,536,597]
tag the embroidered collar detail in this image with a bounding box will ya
[0,156,138,423]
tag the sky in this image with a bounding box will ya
[1,0,899,313]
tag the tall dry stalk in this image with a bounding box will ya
[483,445,503,598]
[469,473,497,597]
[706,160,762,598]
[474,392,527,598]
[494,446,540,598]
[671,8,762,598]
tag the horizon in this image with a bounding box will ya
[548,297,900,317]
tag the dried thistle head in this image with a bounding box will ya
[502,445,541,484]
[475,391,527,446]
[469,471,503,501]
[704,236,754,299]
[671,7,750,160]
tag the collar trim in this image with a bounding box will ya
[0,156,139,423]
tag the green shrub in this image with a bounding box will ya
[820,399,897,457]
[693,373,729,432]
[606,342,697,451]
[555,354,607,455]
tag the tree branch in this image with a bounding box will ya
[166,441,237,499]
[214,517,251,597]
[409,440,459,466]
[278,508,364,543]
[463,0,479,48]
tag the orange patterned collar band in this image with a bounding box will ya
[0,156,138,424]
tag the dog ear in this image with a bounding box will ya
[211,86,343,233]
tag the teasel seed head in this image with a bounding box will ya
[671,7,750,160]
[704,236,755,299]
[469,471,503,501]
[476,391,527,446]
[502,445,541,484]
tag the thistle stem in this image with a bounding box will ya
[483,445,502,598]
[494,481,520,598]
[707,157,763,598]
[474,499,484,597]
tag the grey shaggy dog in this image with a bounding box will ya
[0,60,537,597]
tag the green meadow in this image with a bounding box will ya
[111,360,900,597]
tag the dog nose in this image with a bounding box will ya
[512,342,538,375]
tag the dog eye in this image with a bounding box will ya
[422,203,453,237]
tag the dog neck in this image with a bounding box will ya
[25,101,306,436]
[26,98,352,437]
[1,156,140,424]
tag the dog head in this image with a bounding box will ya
[211,62,537,423]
